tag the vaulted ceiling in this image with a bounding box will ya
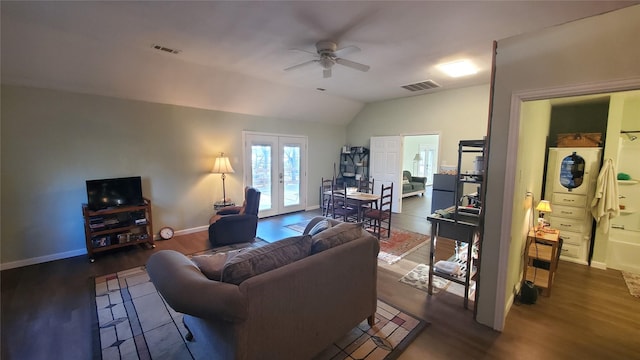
[1,1,635,124]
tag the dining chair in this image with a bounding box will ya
[330,186,358,222]
[357,178,375,194]
[356,178,376,214]
[320,177,335,216]
[363,183,393,239]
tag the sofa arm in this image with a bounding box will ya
[302,216,342,235]
[216,206,243,215]
[146,250,248,322]
[411,176,427,185]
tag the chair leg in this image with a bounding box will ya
[373,218,381,239]
[367,314,376,326]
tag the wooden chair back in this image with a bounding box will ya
[364,183,393,238]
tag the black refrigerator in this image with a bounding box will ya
[432,174,457,211]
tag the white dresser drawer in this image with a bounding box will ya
[552,193,586,208]
[558,230,584,246]
[552,205,585,220]
[560,242,581,258]
[549,216,585,234]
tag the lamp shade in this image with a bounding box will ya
[212,153,235,174]
[413,153,422,161]
[536,200,552,213]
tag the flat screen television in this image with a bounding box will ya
[86,176,144,211]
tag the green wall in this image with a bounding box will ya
[347,85,490,169]
[1,85,345,267]
[548,101,610,148]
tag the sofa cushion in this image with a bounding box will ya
[191,249,246,281]
[221,235,313,285]
[308,219,333,236]
[311,222,364,254]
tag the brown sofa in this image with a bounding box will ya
[146,217,379,360]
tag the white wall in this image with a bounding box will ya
[483,5,640,329]
[347,85,490,166]
[0,85,346,268]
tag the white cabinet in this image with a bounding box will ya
[544,147,602,264]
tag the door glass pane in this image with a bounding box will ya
[252,145,272,210]
[283,145,300,207]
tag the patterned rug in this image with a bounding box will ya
[377,228,429,265]
[285,219,311,233]
[399,263,451,294]
[285,220,429,265]
[94,258,428,359]
[622,271,640,298]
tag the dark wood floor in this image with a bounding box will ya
[2,194,639,359]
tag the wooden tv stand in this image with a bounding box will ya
[82,198,155,262]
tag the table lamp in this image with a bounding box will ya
[536,200,552,228]
[212,152,235,206]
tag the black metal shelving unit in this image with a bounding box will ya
[427,139,486,310]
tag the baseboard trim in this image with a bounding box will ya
[590,261,607,270]
[1,248,87,271]
[153,225,208,241]
[2,225,212,270]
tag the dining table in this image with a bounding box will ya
[325,189,380,222]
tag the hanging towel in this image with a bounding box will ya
[590,158,619,232]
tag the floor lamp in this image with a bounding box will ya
[413,153,422,174]
[212,152,235,206]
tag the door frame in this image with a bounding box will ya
[402,132,441,186]
[242,131,308,218]
[494,78,640,331]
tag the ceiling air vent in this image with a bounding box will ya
[401,80,440,92]
[152,44,180,54]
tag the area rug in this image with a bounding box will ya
[94,264,428,359]
[285,219,311,233]
[622,271,640,298]
[377,228,430,265]
[285,220,429,265]
[399,263,451,294]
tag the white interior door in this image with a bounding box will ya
[243,132,307,217]
[370,136,403,213]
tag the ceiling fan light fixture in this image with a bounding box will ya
[437,59,477,78]
[319,56,335,69]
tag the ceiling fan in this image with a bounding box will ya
[284,40,370,78]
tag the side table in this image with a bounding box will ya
[214,201,235,211]
[524,227,561,296]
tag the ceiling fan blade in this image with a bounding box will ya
[289,47,318,56]
[323,68,332,78]
[284,59,318,72]
[335,58,370,72]
[334,45,361,58]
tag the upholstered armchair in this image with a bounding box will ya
[402,170,427,198]
[208,187,261,246]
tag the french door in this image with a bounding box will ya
[243,132,307,217]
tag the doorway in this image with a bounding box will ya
[369,134,440,214]
[402,134,439,217]
[243,132,307,218]
[403,134,439,186]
